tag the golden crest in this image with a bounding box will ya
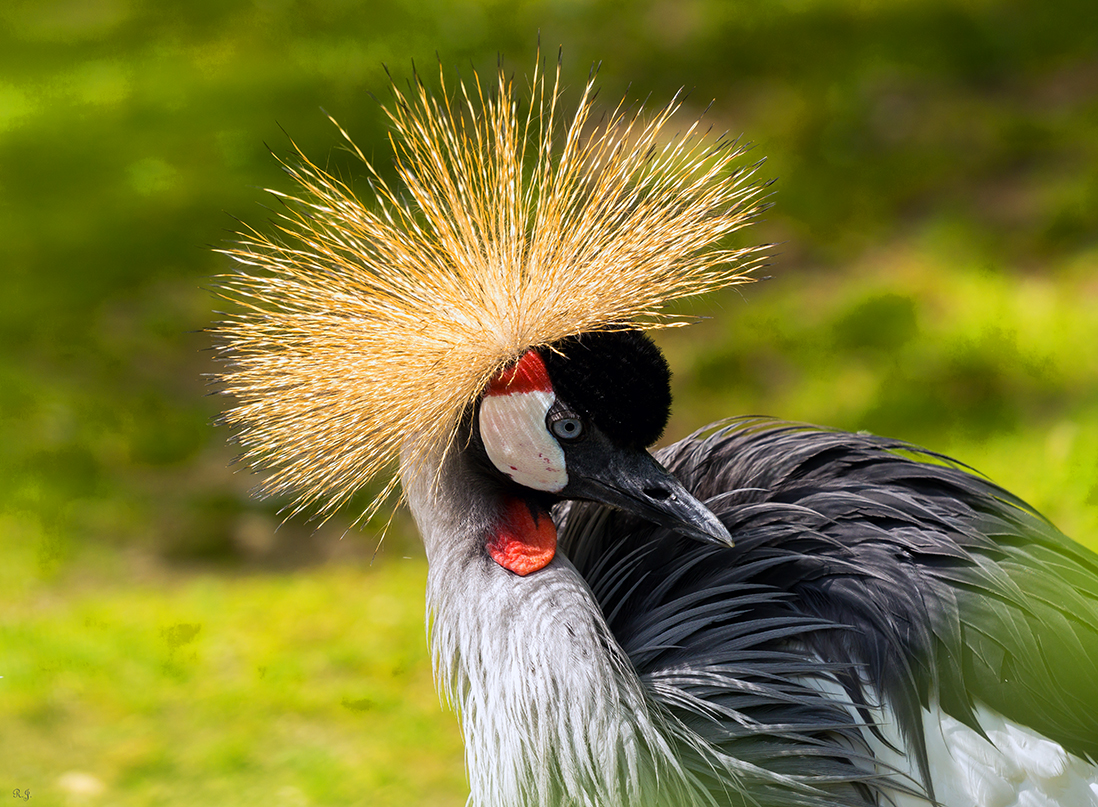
[215,56,766,524]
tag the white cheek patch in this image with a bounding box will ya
[479,391,568,492]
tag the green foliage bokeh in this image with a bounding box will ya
[1,0,1096,804]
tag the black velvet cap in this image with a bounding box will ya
[538,330,672,450]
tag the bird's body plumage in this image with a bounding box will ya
[560,419,1098,805]
[407,415,1098,806]
[216,57,1098,807]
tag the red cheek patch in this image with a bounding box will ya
[486,497,557,576]
[487,350,553,396]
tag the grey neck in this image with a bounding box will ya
[400,443,712,807]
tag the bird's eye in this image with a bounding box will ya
[550,416,584,441]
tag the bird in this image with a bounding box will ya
[214,57,1098,807]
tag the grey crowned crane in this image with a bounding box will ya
[215,59,1098,806]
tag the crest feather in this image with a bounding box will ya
[215,57,767,523]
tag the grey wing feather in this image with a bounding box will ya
[556,418,1098,804]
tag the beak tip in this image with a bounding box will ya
[705,526,735,549]
[682,511,734,548]
[698,507,733,553]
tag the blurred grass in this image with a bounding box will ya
[1,0,1096,803]
[1,561,463,806]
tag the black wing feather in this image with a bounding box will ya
[557,418,1098,805]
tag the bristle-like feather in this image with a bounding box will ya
[214,57,766,523]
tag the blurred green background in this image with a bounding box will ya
[2,0,1096,804]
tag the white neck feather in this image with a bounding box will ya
[401,447,713,807]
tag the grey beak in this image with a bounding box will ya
[560,434,733,547]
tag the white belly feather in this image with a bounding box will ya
[807,674,1098,806]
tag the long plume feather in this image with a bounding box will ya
[214,55,767,524]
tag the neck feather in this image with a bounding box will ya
[401,444,712,807]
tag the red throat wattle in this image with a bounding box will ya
[486,497,557,575]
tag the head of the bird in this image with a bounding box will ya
[471,331,732,577]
